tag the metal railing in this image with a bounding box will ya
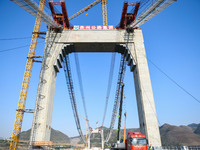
[153,146,200,150]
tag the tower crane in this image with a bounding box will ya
[68,0,108,25]
[117,84,125,141]
[102,0,107,25]
[9,0,47,149]
[69,0,102,21]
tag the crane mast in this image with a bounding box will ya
[9,0,46,149]
[117,84,125,141]
[102,0,107,25]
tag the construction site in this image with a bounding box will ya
[1,0,200,150]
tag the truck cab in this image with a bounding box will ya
[127,132,148,150]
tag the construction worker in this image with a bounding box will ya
[149,144,153,150]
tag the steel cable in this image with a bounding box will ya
[74,53,89,124]
[63,54,86,144]
[102,53,116,127]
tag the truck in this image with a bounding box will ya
[111,132,148,150]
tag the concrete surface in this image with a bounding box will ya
[30,28,161,148]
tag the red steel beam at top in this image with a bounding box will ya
[61,1,70,28]
[49,1,57,22]
[48,1,71,29]
[119,2,128,29]
[132,2,140,23]
[117,2,140,29]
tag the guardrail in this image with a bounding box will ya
[153,146,200,150]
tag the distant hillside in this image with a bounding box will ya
[188,123,199,128]
[19,129,31,141]
[188,123,200,132]
[160,124,200,146]
[50,129,71,144]
[20,128,70,144]
[194,124,200,135]
[18,123,200,146]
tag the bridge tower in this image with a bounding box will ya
[29,28,161,147]
[10,0,177,149]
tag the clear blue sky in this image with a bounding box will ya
[0,0,200,138]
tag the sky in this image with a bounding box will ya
[0,0,200,139]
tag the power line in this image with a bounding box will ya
[148,58,200,104]
[0,41,44,53]
[0,37,32,41]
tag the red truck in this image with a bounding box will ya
[111,132,148,150]
[126,132,148,150]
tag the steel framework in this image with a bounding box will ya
[118,2,140,29]
[131,0,177,28]
[11,0,60,28]
[69,0,102,21]
[9,0,46,149]
[49,1,71,28]
[105,50,127,142]
[102,0,107,25]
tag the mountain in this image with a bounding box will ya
[18,123,200,146]
[188,123,200,132]
[19,128,70,144]
[188,123,199,128]
[160,124,200,146]
[50,129,70,143]
[77,124,200,146]
[194,124,200,135]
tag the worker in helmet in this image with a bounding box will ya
[149,144,153,150]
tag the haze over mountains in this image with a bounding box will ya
[18,123,200,146]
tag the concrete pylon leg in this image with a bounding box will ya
[129,29,161,146]
[29,30,62,148]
